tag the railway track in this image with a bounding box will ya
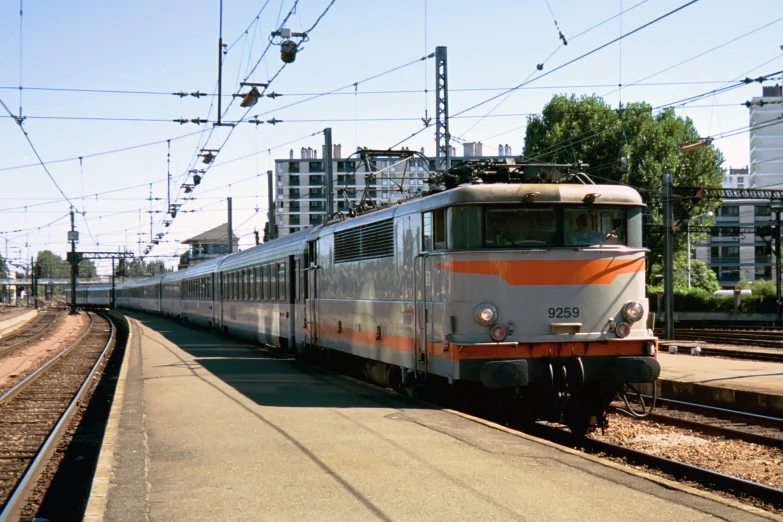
[0,312,115,520]
[0,312,60,358]
[671,329,783,349]
[517,410,783,509]
[639,397,783,449]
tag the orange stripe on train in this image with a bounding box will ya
[437,258,645,286]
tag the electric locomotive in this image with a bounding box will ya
[309,160,659,434]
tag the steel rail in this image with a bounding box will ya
[0,312,115,521]
[0,314,94,406]
[644,411,783,449]
[623,396,783,448]
[530,423,783,509]
[0,312,59,356]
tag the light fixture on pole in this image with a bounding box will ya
[687,211,713,289]
[270,28,308,63]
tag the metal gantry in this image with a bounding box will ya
[434,46,450,173]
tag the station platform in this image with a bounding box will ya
[654,353,783,417]
[81,312,777,522]
[0,308,37,335]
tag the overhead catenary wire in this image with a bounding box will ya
[0,96,76,209]
[390,0,700,150]
[601,16,783,98]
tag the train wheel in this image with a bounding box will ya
[564,394,595,437]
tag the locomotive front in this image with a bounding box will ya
[424,179,659,434]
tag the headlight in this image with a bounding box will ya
[490,324,507,342]
[615,322,631,338]
[474,303,498,326]
[622,301,644,323]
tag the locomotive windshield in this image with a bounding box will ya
[483,206,626,248]
[438,205,630,250]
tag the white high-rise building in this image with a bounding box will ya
[748,84,783,189]
[272,146,509,237]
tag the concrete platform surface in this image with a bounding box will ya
[659,353,783,396]
[0,308,37,335]
[87,313,777,522]
[656,353,783,416]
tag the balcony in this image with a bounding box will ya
[288,175,300,187]
[289,189,300,199]
[288,162,300,173]
[337,175,356,185]
[309,175,325,186]
[289,202,300,211]
[337,161,356,173]
[309,161,324,172]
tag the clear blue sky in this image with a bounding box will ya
[1,0,781,273]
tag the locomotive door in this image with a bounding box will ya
[211,273,217,328]
[305,240,318,348]
[414,254,432,376]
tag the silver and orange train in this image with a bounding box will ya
[90,166,659,433]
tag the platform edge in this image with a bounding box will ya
[82,314,134,522]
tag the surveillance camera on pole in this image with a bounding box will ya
[270,28,308,63]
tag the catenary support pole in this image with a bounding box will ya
[324,128,334,220]
[267,170,275,240]
[69,209,77,315]
[227,197,233,253]
[111,258,116,309]
[777,208,782,321]
[216,0,224,125]
[663,173,674,340]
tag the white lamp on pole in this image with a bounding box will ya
[687,212,713,289]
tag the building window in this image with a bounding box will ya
[720,206,739,217]
[288,162,300,173]
[756,205,771,217]
[288,175,300,186]
[755,265,772,280]
[277,188,283,196]
[309,175,325,186]
[337,161,356,172]
[309,161,323,172]
[290,188,300,199]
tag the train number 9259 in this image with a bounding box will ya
[548,307,580,319]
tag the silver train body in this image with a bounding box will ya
[99,183,659,432]
[65,284,113,307]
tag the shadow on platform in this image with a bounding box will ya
[122,310,421,410]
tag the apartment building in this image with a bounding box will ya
[272,143,510,236]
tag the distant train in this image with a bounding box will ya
[65,284,112,307]
[74,162,660,434]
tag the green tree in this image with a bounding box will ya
[36,250,69,277]
[524,94,725,274]
[524,95,724,222]
[78,259,98,278]
[649,251,720,293]
[0,256,8,279]
[125,258,170,278]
